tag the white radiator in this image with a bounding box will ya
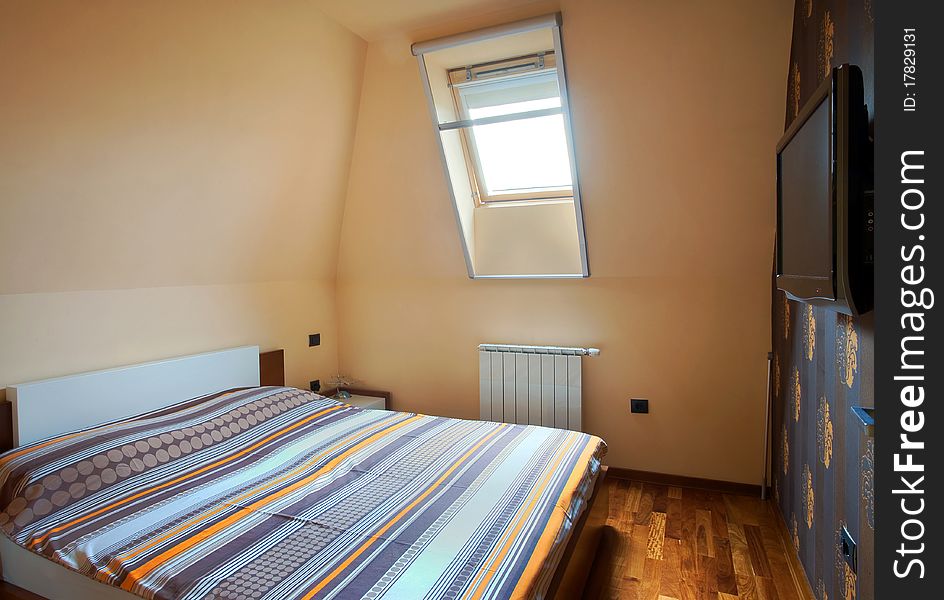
[478,344,599,431]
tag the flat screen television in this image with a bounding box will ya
[776,63,873,315]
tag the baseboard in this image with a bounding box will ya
[607,467,765,497]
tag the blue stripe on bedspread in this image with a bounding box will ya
[0,387,606,600]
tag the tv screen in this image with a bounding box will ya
[776,63,872,315]
[779,98,832,292]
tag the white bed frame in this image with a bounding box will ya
[1,346,261,599]
[8,346,260,447]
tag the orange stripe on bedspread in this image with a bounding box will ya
[507,439,601,599]
[299,423,509,600]
[102,409,395,575]
[30,404,344,551]
[462,431,582,600]
[121,414,424,593]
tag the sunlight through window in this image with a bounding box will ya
[468,100,572,196]
[454,66,574,203]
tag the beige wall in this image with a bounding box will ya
[0,1,366,390]
[474,202,582,276]
[336,0,793,483]
[1,0,794,485]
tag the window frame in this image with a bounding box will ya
[412,13,590,279]
[447,52,575,206]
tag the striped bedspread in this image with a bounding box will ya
[0,387,606,599]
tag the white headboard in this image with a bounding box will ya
[7,346,260,447]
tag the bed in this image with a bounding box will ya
[0,347,607,600]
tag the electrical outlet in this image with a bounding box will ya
[308,333,321,347]
[839,525,857,572]
[310,379,321,392]
[630,398,649,414]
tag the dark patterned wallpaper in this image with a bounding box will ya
[771,2,874,600]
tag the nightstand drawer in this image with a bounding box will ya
[324,387,390,411]
[346,394,387,410]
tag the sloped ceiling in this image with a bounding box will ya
[0,1,366,294]
[311,0,554,40]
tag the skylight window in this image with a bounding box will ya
[450,57,574,203]
[413,13,589,278]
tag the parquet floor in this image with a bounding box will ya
[590,476,812,600]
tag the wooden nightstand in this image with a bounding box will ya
[324,387,390,411]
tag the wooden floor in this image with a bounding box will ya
[589,476,812,600]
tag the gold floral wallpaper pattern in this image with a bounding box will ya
[838,314,860,388]
[818,395,834,468]
[803,463,814,528]
[772,2,874,599]
[805,304,817,360]
[819,10,835,79]
[792,366,802,422]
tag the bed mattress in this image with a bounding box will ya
[0,387,605,600]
